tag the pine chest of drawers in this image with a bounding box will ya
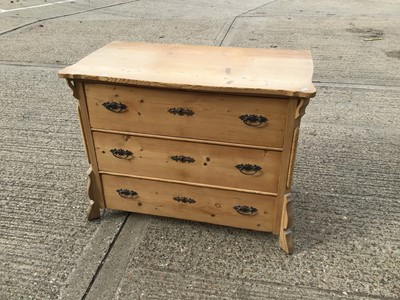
[59,41,316,254]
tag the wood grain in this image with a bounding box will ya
[73,81,106,209]
[102,174,276,232]
[85,83,288,148]
[273,98,298,234]
[287,127,300,189]
[93,129,283,151]
[279,193,294,254]
[93,131,281,193]
[58,41,316,98]
[86,166,100,220]
[99,171,277,196]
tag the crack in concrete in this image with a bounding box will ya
[314,81,400,91]
[0,61,67,69]
[0,0,138,36]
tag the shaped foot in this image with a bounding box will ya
[279,194,294,254]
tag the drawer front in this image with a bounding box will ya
[85,84,288,148]
[94,131,281,193]
[102,174,276,232]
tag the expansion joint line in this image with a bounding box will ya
[0,0,138,36]
[81,213,130,300]
[219,0,278,46]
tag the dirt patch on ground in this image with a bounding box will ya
[385,50,400,60]
[346,27,384,39]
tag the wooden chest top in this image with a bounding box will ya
[58,41,316,98]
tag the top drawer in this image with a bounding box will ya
[85,84,289,148]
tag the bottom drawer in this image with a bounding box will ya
[102,174,276,232]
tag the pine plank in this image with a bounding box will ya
[58,41,316,98]
[102,174,276,232]
[93,131,281,193]
[85,83,288,148]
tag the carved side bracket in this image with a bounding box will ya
[279,193,294,254]
[287,127,300,189]
[77,104,91,163]
[86,166,101,221]
[67,79,79,99]
[295,98,310,119]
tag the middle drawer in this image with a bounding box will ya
[93,131,281,193]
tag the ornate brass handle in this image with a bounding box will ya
[234,205,258,216]
[110,148,133,159]
[168,107,194,116]
[102,101,127,113]
[239,114,268,127]
[170,155,195,163]
[116,189,138,198]
[235,164,262,175]
[173,196,196,204]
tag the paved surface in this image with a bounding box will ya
[0,0,399,299]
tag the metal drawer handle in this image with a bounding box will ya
[239,114,268,127]
[110,148,133,159]
[170,155,195,163]
[234,205,258,216]
[102,101,128,113]
[235,164,262,175]
[168,107,194,116]
[173,196,196,204]
[116,189,138,198]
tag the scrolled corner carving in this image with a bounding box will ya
[86,166,101,221]
[66,79,79,99]
[295,98,310,119]
[279,193,294,254]
[282,193,293,230]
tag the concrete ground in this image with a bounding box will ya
[0,0,399,299]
